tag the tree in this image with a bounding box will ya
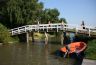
[0,0,67,28]
[59,18,67,23]
[0,0,43,28]
[40,8,60,24]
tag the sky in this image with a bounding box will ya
[39,0,96,27]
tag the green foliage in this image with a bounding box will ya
[0,0,43,28]
[0,23,12,44]
[0,0,67,28]
[85,39,96,60]
[59,18,67,23]
[40,8,60,23]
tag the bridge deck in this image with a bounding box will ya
[10,23,96,36]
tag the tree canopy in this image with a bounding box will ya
[0,0,67,28]
[59,18,67,23]
[40,8,60,24]
[0,0,43,28]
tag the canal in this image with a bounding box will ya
[0,42,75,65]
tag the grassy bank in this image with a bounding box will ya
[0,23,19,45]
[34,32,61,44]
[0,23,12,44]
[85,39,96,60]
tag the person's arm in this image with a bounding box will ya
[76,42,87,53]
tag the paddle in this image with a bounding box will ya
[63,45,81,59]
[63,45,70,58]
[63,50,68,58]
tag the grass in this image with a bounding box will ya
[0,23,13,44]
[34,32,61,44]
[85,39,96,60]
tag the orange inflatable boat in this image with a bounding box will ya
[54,42,87,58]
[60,42,86,54]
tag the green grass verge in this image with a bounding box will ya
[85,39,96,60]
[34,32,61,44]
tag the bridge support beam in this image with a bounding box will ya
[31,32,34,42]
[45,32,48,45]
[61,32,64,45]
[26,32,29,44]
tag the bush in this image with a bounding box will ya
[0,23,12,44]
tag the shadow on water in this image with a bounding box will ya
[52,50,84,65]
[0,41,83,65]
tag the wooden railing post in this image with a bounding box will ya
[47,26,48,32]
[61,32,64,45]
[45,32,48,45]
[57,25,58,32]
[89,28,91,36]
[11,30,14,35]
[18,28,20,34]
[26,32,29,44]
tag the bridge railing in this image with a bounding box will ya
[28,23,68,31]
[10,23,96,36]
[11,25,29,35]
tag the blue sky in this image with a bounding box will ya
[39,0,96,27]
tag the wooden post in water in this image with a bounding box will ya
[31,32,34,42]
[45,32,48,45]
[26,32,29,44]
[61,32,64,45]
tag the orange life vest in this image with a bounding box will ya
[60,42,85,53]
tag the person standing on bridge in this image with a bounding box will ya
[61,20,68,30]
[48,20,51,26]
[48,20,52,30]
[81,21,85,29]
[61,20,66,30]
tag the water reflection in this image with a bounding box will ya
[0,42,76,65]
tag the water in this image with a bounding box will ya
[0,42,75,65]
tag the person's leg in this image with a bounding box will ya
[73,52,85,65]
[55,50,65,57]
[73,58,83,65]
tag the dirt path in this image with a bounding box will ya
[82,59,96,65]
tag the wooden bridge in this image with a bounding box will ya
[10,23,96,36]
[10,23,96,44]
